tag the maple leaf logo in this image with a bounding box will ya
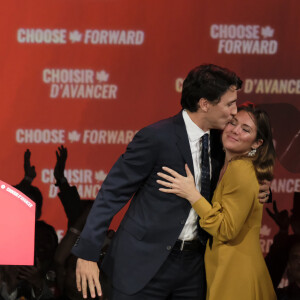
[261,26,274,38]
[69,30,82,43]
[94,170,107,182]
[260,225,271,237]
[96,70,109,83]
[68,131,81,142]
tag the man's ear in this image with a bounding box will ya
[198,98,210,112]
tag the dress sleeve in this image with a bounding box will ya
[192,160,259,242]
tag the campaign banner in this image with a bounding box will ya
[0,181,36,265]
[0,0,299,267]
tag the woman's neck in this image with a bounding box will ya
[225,153,233,163]
[224,150,248,163]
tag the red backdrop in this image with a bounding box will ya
[0,0,299,271]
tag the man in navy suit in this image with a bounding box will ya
[72,64,270,299]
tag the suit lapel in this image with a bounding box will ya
[173,112,195,176]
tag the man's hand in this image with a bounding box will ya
[76,258,102,299]
[258,179,271,204]
[24,149,36,182]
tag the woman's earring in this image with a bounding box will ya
[248,148,257,157]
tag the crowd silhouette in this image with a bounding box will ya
[0,147,114,300]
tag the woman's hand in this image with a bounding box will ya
[157,164,202,204]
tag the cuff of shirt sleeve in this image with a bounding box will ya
[71,237,102,262]
[192,197,212,219]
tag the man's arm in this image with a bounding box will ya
[72,126,159,259]
[72,126,160,298]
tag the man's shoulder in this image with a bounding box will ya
[142,112,182,131]
[129,113,181,145]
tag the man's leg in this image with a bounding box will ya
[110,256,174,300]
[110,241,206,300]
[170,248,206,300]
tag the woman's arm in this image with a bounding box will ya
[157,160,258,242]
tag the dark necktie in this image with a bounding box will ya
[198,133,211,245]
[200,133,210,201]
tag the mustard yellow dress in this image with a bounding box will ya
[192,159,276,300]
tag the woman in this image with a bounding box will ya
[157,103,276,300]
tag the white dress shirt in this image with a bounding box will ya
[178,110,210,241]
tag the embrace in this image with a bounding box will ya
[72,64,276,300]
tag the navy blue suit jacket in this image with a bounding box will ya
[72,112,224,294]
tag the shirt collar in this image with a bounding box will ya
[182,110,209,142]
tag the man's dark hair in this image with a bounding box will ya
[181,64,243,112]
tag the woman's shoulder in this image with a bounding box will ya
[226,158,257,181]
[224,158,258,191]
[229,158,253,169]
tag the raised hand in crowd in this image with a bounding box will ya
[266,201,290,233]
[54,145,68,186]
[24,149,37,183]
[53,145,81,228]
[14,149,43,220]
[15,149,37,189]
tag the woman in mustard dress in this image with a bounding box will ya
[157,103,276,300]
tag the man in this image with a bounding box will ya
[72,64,270,299]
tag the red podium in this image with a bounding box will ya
[0,180,36,265]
